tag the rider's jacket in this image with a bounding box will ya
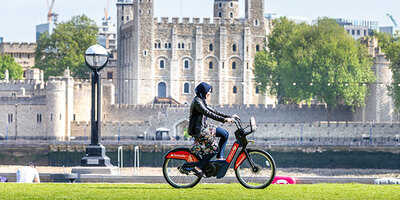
[188,96,231,137]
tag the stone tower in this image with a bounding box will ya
[356,37,397,122]
[117,0,155,105]
[116,0,133,104]
[214,0,240,20]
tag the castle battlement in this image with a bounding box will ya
[0,42,36,52]
[153,17,244,26]
[0,95,46,105]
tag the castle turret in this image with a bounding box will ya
[214,0,239,20]
[45,77,67,140]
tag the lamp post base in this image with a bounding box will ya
[80,144,112,167]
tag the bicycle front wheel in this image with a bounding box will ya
[163,156,201,188]
[235,149,276,189]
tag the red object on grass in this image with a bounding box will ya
[272,176,297,184]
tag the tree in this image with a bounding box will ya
[385,34,400,110]
[254,17,375,113]
[0,54,23,80]
[35,15,98,80]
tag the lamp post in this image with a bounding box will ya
[80,45,112,167]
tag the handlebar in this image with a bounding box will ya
[232,116,255,137]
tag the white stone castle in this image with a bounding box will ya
[116,0,275,105]
[0,0,398,141]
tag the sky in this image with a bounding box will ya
[0,0,399,43]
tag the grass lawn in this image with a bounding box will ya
[0,183,399,200]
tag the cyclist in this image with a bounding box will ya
[188,82,237,176]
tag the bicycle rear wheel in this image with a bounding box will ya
[163,153,201,188]
[235,149,276,189]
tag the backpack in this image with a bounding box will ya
[190,124,219,156]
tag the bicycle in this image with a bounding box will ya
[162,117,276,189]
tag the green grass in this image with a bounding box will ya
[0,183,399,200]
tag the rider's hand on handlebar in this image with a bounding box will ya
[232,114,239,120]
[224,118,234,124]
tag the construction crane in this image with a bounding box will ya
[47,0,58,24]
[103,0,111,22]
[387,13,398,27]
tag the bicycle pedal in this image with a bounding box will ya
[248,140,255,143]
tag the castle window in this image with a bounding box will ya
[168,43,172,48]
[50,113,53,121]
[139,10,142,15]
[73,114,76,121]
[160,60,165,69]
[182,43,185,49]
[165,43,168,48]
[232,62,236,69]
[222,62,224,69]
[158,43,161,48]
[219,12,222,18]
[127,16,129,21]
[184,60,189,69]
[219,3,222,7]
[352,30,355,35]
[8,113,13,123]
[178,43,181,49]
[246,46,249,53]
[121,16,124,21]
[247,62,249,69]
[364,30,367,36]
[209,44,213,51]
[347,29,350,34]
[155,43,157,48]
[230,2,233,7]
[209,61,213,69]
[28,54,30,59]
[148,10,151,15]
[254,19,259,26]
[233,86,237,94]
[230,13,233,18]
[183,83,190,94]
[107,72,113,79]
[256,45,260,52]
[232,44,237,52]
[143,50,147,56]
[256,86,260,94]
[37,114,42,123]
[357,30,360,35]
[60,114,62,120]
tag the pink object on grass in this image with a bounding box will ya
[271,176,297,184]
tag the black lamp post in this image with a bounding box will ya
[80,45,112,167]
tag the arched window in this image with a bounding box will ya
[233,86,237,94]
[230,13,233,18]
[209,61,213,69]
[232,44,237,52]
[160,60,165,69]
[255,86,260,94]
[209,44,213,51]
[254,19,259,26]
[158,43,161,48]
[184,60,189,69]
[183,83,190,94]
[256,45,260,52]
[164,43,168,48]
[158,82,167,97]
[219,12,222,18]
[154,43,157,48]
[182,43,185,49]
[232,62,236,69]
[178,43,181,49]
